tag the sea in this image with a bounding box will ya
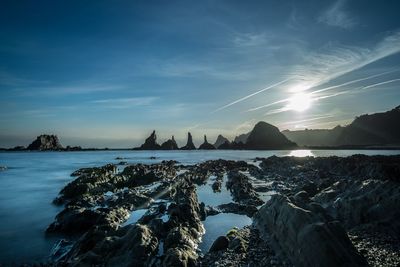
[0,149,399,265]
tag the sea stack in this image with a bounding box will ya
[199,135,216,150]
[136,130,161,150]
[213,134,230,148]
[245,121,297,150]
[160,136,179,150]
[181,132,196,150]
[27,134,63,151]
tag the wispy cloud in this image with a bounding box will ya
[318,0,357,29]
[90,97,158,109]
[213,79,291,113]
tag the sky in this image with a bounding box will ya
[1,0,400,148]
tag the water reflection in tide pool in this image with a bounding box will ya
[199,213,252,252]
[196,175,233,207]
[121,209,147,227]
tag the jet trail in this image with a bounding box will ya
[212,79,290,113]
[362,78,400,90]
[247,68,399,113]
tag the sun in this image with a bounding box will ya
[287,92,312,112]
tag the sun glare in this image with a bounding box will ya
[287,92,312,112]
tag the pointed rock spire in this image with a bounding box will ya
[181,132,196,150]
[199,134,216,150]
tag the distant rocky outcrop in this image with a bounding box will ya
[283,106,400,147]
[135,130,161,150]
[198,135,216,150]
[245,122,296,150]
[27,135,63,151]
[214,135,230,148]
[181,132,196,150]
[234,132,250,143]
[282,126,343,147]
[160,136,179,150]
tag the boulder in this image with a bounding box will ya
[27,134,63,150]
[181,132,196,150]
[198,135,216,150]
[209,236,229,252]
[254,194,367,267]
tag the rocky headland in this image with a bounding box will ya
[45,154,400,266]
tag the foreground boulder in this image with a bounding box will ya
[254,194,367,267]
[27,134,63,150]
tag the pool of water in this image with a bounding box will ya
[199,213,253,252]
[0,149,399,264]
[196,174,233,207]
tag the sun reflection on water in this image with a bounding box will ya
[288,149,314,157]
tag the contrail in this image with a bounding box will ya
[311,68,399,95]
[245,99,289,112]
[361,78,400,90]
[212,79,291,113]
[247,68,399,112]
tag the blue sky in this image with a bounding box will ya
[1,0,400,148]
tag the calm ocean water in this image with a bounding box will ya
[0,149,399,264]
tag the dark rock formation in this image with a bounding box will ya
[135,130,161,150]
[282,126,343,147]
[234,132,250,143]
[245,121,297,150]
[209,236,230,252]
[226,171,263,206]
[254,194,367,267]
[180,132,196,150]
[283,105,400,147]
[214,134,230,148]
[160,136,179,150]
[27,134,63,151]
[198,135,216,150]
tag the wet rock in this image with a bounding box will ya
[209,236,229,252]
[61,224,159,266]
[46,206,129,234]
[313,179,400,235]
[27,134,64,151]
[181,132,196,150]
[58,164,117,203]
[163,247,198,267]
[198,135,216,150]
[226,171,263,206]
[254,194,367,267]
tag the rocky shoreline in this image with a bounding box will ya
[44,155,400,266]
